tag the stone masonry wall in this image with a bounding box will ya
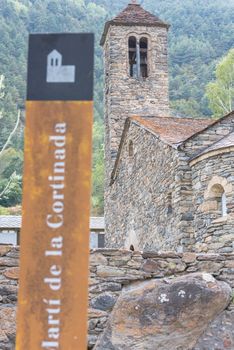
[181,111,234,158]
[90,249,234,349]
[104,24,169,179]
[105,121,196,252]
[105,115,234,253]
[191,151,234,253]
[1,246,234,349]
[106,122,179,251]
[0,246,19,349]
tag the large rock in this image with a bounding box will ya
[94,273,231,350]
[0,306,16,350]
[194,310,234,350]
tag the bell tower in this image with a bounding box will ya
[101,2,170,177]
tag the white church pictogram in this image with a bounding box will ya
[46,49,76,83]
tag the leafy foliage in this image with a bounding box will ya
[0,0,233,213]
[0,78,22,208]
[206,48,234,118]
[92,121,104,215]
[0,173,22,207]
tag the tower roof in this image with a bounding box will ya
[100,3,169,46]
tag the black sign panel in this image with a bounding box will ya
[27,33,94,101]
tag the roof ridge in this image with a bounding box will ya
[110,111,234,185]
[100,3,169,46]
[131,115,212,121]
[130,115,212,145]
[181,110,234,145]
[112,3,168,25]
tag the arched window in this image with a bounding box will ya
[140,37,148,78]
[128,36,149,79]
[128,36,137,78]
[210,184,227,217]
[129,140,133,157]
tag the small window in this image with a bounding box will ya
[221,192,227,217]
[210,184,227,217]
[129,36,137,78]
[140,37,148,78]
[129,140,133,157]
[51,58,54,66]
[167,192,172,215]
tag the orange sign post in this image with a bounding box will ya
[16,34,94,350]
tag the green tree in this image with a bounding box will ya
[92,121,104,215]
[0,0,234,213]
[206,48,234,118]
[0,75,22,208]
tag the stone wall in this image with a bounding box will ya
[105,122,177,250]
[0,246,18,349]
[181,111,234,158]
[103,23,169,179]
[177,111,234,254]
[0,247,234,349]
[190,151,234,253]
[105,112,234,253]
[89,249,234,349]
[105,121,197,251]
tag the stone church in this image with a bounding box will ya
[101,2,234,253]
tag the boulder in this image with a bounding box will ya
[0,306,16,350]
[194,310,234,350]
[94,273,231,350]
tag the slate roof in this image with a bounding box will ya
[110,115,220,185]
[0,216,105,231]
[101,3,169,45]
[110,111,234,185]
[131,116,212,146]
